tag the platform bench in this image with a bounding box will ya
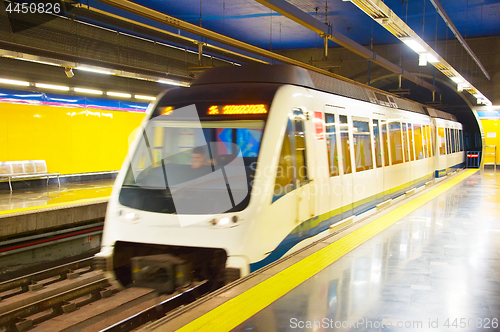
[0,160,60,192]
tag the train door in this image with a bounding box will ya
[402,123,412,191]
[339,114,353,219]
[292,109,312,223]
[381,120,392,202]
[324,107,342,222]
[408,123,417,187]
[372,119,384,205]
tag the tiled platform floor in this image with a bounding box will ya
[234,170,500,331]
[0,179,114,214]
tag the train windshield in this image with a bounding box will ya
[119,103,265,215]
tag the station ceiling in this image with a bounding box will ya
[2,0,498,110]
[117,0,500,49]
[78,0,500,53]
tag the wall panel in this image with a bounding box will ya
[0,103,145,174]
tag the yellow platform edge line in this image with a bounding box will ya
[0,196,110,216]
[177,169,478,332]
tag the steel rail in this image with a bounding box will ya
[0,258,94,295]
[0,277,109,328]
[100,281,209,332]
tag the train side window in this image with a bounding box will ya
[430,124,435,157]
[458,129,463,151]
[402,123,409,162]
[325,113,339,176]
[273,120,294,198]
[451,129,456,153]
[438,127,446,155]
[408,123,415,161]
[446,128,451,154]
[422,125,429,158]
[381,122,390,166]
[373,119,383,167]
[414,124,424,159]
[389,121,404,165]
[294,113,309,186]
[153,126,165,167]
[425,125,433,157]
[455,129,460,152]
[339,115,352,174]
[353,119,373,171]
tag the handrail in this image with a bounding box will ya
[484,145,497,172]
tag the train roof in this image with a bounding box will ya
[192,65,457,122]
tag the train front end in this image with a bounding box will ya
[95,82,279,291]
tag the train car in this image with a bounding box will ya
[95,65,464,290]
[428,108,465,178]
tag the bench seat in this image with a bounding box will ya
[0,160,60,192]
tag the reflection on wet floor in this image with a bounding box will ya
[234,170,500,332]
[0,179,114,213]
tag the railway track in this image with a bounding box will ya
[0,259,209,332]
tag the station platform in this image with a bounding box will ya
[0,179,113,239]
[148,169,500,332]
[0,179,113,215]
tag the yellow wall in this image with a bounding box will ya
[0,103,145,175]
[481,119,500,164]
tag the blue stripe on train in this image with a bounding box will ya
[249,174,434,272]
[435,162,465,178]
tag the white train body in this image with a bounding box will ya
[96,65,464,286]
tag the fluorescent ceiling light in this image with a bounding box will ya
[401,38,426,53]
[107,91,131,98]
[0,78,30,86]
[75,67,113,75]
[450,77,464,84]
[426,54,439,63]
[35,83,70,91]
[418,54,427,66]
[135,95,156,101]
[74,87,103,95]
[157,79,187,87]
[16,57,60,66]
[457,84,463,92]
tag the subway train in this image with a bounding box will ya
[95,65,464,290]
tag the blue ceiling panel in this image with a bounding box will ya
[75,0,500,52]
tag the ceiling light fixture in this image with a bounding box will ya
[343,0,492,106]
[35,83,70,91]
[0,78,30,86]
[107,91,132,98]
[75,67,114,75]
[426,54,439,63]
[16,57,60,67]
[134,95,156,101]
[401,38,426,53]
[74,87,103,95]
[157,79,189,87]
[418,54,427,67]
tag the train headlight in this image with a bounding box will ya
[219,217,229,225]
[125,212,137,220]
[209,215,239,227]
